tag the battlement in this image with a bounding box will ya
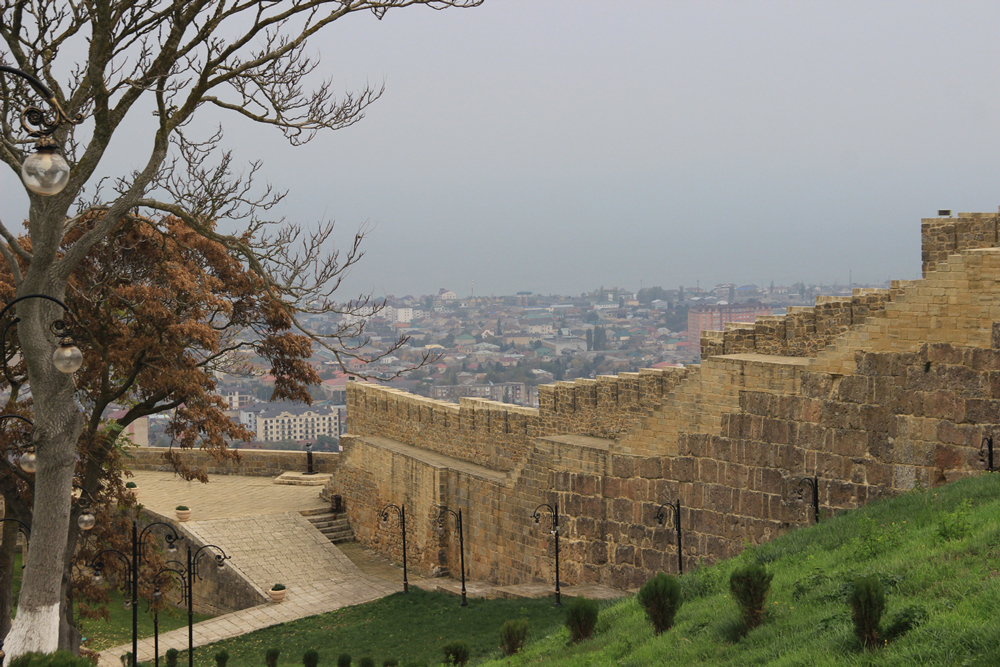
[700,288,891,358]
[922,211,1000,277]
[347,365,692,471]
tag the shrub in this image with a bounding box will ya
[175,505,189,511]
[565,597,599,643]
[303,650,319,667]
[441,640,470,666]
[265,649,281,667]
[8,652,95,667]
[166,649,180,667]
[125,482,137,489]
[937,499,973,541]
[637,572,683,635]
[337,654,351,667]
[215,650,229,667]
[272,583,286,591]
[849,576,886,649]
[729,563,773,632]
[499,618,530,655]
[120,654,133,667]
[884,604,929,641]
[358,659,375,667]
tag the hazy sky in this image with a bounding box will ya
[10,1,1000,300]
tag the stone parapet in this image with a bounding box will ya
[127,447,340,477]
[922,211,999,277]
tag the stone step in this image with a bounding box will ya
[274,471,332,486]
[304,511,354,544]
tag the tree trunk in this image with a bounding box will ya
[2,297,84,656]
[0,505,18,637]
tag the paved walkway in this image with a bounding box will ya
[96,470,626,666]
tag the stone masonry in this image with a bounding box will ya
[329,211,1000,590]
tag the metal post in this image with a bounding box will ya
[983,436,995,472]
[153,609,159,667]
[401,505,409,594]
[553,502,561,607]
[132,521,138,667]
[674,499,683,575]
[457,509,467,607]
[187,546,194,667]
[305,443,316,475]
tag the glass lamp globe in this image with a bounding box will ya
[21,148,70,196]
[52,340,83,374]
[18,449,36,474]
[77,510,96,531]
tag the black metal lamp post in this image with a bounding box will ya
[305,442,316,475]
[0,65,83,196]
[436,507,467,607]
[379,503,408,593]
[185,544,230,667]
[982,436,995,472]
[798,474,820,524]
[654,499,683,575]
[151,565,188,667]
[91,521,183,667]
[532,502,561,607]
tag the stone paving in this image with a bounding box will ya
[96,470,625,667]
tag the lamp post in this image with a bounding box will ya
[378,503,408,593]
[436,507,467,607]
[982,436,995,472]
[0,65,83,196]
[532,502,561,607]
[91,521,183,667]
[305,443,316,475]
[150,565,188,667]
[185,544,230,667]
[654,499,683,575]
[798,474,820,524]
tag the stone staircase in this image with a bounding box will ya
[301,507,354,544]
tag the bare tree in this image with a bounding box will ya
[0,0,479,657]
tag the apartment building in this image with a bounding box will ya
[240,401,340,443]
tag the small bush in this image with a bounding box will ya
[441,640,470,666]
[854,515,902,560]
[565,597,599,643]
[166,649,180,667]
[937,499,973,541]
[637,572,682,635]
[337,654,351,667]
[849,576,886,649]
[884,604,929,641]
[358,659,375,667]
[215,650,229,667]
[175,505,189,511]
[8,652,95,667]
[271,583,286,591]
[499,618,530,655]
[303,650,319,667]
[679,560,724,600]
[120,654,133,667]
[729,563,773,632]
[265,649,281,667]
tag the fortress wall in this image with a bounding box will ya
[922,212,999,277]
[702,290,891,359]
[346,367,691,472]
[127,446,340,476]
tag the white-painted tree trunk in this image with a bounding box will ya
[2,297,84,659]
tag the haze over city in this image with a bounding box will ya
[6,1,1000,298]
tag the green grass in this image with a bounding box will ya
[472,473,1000,667]
[171,587,569,667]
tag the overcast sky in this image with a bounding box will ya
[11,0,1000,300]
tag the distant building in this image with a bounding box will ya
[687,301,777,343]
[240,401,340,443]
[431,382,528,405]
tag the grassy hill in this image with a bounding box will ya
[476,472,1000,667]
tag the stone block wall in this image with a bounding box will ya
[347,367,691,473]
[922,211,999,277]
[700,289,891,359]
[127,447,340,477]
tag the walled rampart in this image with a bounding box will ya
[922,211,1000,277]
[700,289,891,359]
[347,366,690,473]
[331,214,1000,591]
[127,446,340,477]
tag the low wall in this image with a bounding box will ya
[127,447,340,477]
